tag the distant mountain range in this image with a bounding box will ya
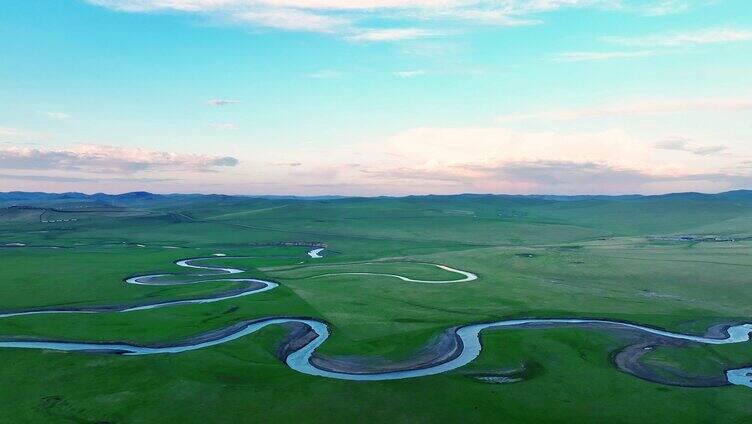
[2,190,752,205]
[0,191,350,205]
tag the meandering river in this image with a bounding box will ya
[0,251,750,388]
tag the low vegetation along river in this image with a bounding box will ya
[0,251,750,388]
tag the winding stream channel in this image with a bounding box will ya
[1,251,751,388]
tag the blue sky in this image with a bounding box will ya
[1,0,751,195]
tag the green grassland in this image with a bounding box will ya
[1,193,752,423]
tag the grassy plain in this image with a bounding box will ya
[1,194,752,423]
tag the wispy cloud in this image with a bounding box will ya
[498,98,752,121]
[85,0,648,39]
[207,99,240,106]
[0,127,29,140]
[42,111,70,120]
[0,173,171,183]
[0,127,46,142]
[0,144,238,174]
[641,0,691,17]
[348,28,443,42]
[232,8,348,33]
[551,50,658,62]
[655,137,728,156]
[435,8,540,26]
[553,26,752,63]
[394,69,426,78]
[604,27,752,47]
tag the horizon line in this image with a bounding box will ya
[2,189,751,199]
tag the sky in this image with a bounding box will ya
[1,0,751,196]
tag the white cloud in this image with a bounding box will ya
[373,126,655,170]
[641,0,690,16]
[347,28,443,42]
[42,111,70,119]
[426,7,541,26]
[604,27,752,47]
[207,99,241,106]
[394,69,426,78]
[551,50,658,62]
[233,8,348,32]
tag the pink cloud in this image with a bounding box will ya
[0,144,238,173]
